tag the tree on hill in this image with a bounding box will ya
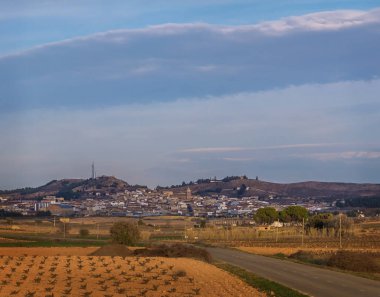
[56,188,80,200]
[110,221,140,246]
[254,207,278,224]
[222,176,244,182]
[237,184,247,197]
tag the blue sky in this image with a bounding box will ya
[1,1,380,189]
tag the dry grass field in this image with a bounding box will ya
[0,237,30,243]
[0,247,266,297]
[236,246,380,279]
[236,246,380,256]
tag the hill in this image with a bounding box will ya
[1,176,134,200]
[169,178,380,200]
[2,175,380,201]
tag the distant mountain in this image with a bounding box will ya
[170,178,380,200]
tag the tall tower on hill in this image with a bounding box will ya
[91,162,95,179]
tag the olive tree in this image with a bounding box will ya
[279,206,308,223]
[110,221,140,245]
[254,207,278,224]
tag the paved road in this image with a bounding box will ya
[207,247,380,297]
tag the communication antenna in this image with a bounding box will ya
[91,162,95,179]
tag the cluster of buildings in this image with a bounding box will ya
[0,186,332,217]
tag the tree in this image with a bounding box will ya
[237,184,247,197]
[56,188,80,200]
[332,214,353,237]
[79,228,90,237]
[307,213,334,236]
[280,206,308,223]
[36,210,51,217]
[110,221,140,246]
[254,207,278,224]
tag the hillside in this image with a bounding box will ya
[2,176,132,200]
[2,176,380,201]
[170,179,380,200]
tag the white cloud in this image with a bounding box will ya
[251,9,380,33]
[3,8,380,59]
[179,143,344,154]
[179,147,247,153]
[223,157,256,162]
[300,151,380,161]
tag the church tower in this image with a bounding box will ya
[186,187,192,200]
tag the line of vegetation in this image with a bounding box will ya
[0,233,108,241]
[149,235,184,241]
[336,196,380,208]
[134,243,212,262]
[0,239,107,247]
[157,175,248,189]
[0,209,23,217]
[215,262,309,297]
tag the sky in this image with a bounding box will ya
[1,1,380,189]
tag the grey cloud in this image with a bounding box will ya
[296,151,380,161]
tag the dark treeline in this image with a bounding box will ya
[157,175,248,190]
[0,209,22,217]
[337,196,380,208]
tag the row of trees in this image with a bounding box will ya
[157,175,248,189]
[254,206,308,224]
[254,206,353,236]
[336,196,380,208]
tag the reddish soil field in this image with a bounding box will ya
[0,248,266,297]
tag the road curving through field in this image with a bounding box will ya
[207,247,380,297]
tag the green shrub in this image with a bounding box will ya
[134,243,212,262]
[110,222,140,246]
[79,228,89,237]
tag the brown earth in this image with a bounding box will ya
[0,252,266,297]
[0,247,98,256]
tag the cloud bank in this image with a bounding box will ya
[1,9,380,111]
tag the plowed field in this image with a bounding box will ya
[0,248,266,297]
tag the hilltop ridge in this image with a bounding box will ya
[1,176,137,200]
[1,175,380,201]
[165,178,380,200]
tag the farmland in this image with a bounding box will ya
[0,216,379,283]
[1,216,380,250]
[0,247,265,297]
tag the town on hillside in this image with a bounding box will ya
[1,174,379,219]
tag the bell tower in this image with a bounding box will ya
[186,187,192,200]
